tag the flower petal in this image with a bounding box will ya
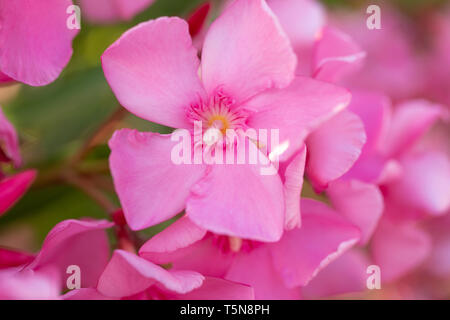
[80,0,155,23]
[0,0,78,86]
[268,198,360,287]
[371,219,431,283]
[140,229,233,278]
[382,100,442,158]
[186,140,285,242]
[246,76,351,161]
[167,277,254,300]
[225,246,301,299]
[97,250,204,298]
[0,107,22,167]
[0,170,36,217]
[267,0,325,50]
[102,17,205,129]
[280,146,306,230]
[313,27,366,82]
[201,0,296,103]
[109,129,206,230]
[306,110,366,191]
[28,219,113,288]
[327,179,383,244]
[0,248,34,269]
[384,151,450,215]
[302,249,370,298]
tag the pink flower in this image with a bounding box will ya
[0,108,36,217]
[79,0,155,24]
[305,95,449,293]
[265,0,368,194]
[64,249,254,300]
[139,199,361,299]
[103,0,351,241]
[0,219,112,299]
[330,6,422,101]
[0,0,79,86]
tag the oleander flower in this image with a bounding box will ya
[0,0,79,86]
[103,0,351,241]
[265,0,368,198]
[139,198,361,299]
[302,95,449,297]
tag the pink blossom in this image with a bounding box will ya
[308,95,449,292]
[103,0,351,241]
[79,0,155,24]
[139,199,361,299]
[0,0,79,86]
[329,5,423,101]
[265,0,368,193]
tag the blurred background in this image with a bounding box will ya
[0,0,448,299]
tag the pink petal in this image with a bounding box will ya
[28,219,113,288]
[0,170,36,217]
[382,100,442,158]
[166,277,254,300]
[313,27,366,82]
[225,246,301,299]
[186,142,285,242]
[140,216,207,255]
[246,76,351,161]
[280,147,306,230]
[302,249,370,298]
[0,269,60,300]
[327,179,383,245]
[97,250,204,298]
[0,107,22,167]
[424,215,450,277]
[267,0,325,50]
[109,129,206,230]
[102,17,205,129]
[371,219,431,282]
[306,110,366,191]
[80,0,155,23]
[384,151,450,215]
[0,0,78,86]
[141,232,234,278]
[201,0,296,103]
[346,91,391,153]
[0,71,14,84]
[268,198,360,287]
[0,248,34,269]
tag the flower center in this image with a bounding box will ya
[187,94,248,137]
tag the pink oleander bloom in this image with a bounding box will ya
[329,5,422,101]
[139,198,361,299]
[64,249,254,300]
[103,0,351,241]
[314,95,449,288]
[265,0,368,195]
[0,0,79,86]
[0,219,112,299]
[79,0,155,24]
[0,108,36,217]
